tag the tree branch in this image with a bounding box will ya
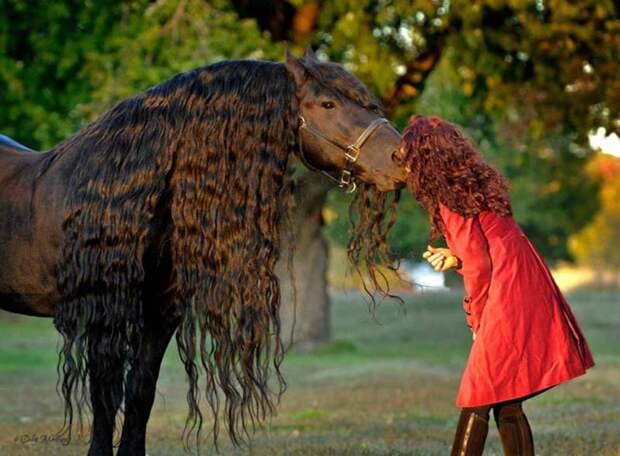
[230,0,322,43]
[384,47,443,115]
[383,15,462,115]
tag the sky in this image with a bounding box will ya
[589,128,620,157]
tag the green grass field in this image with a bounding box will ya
[0,290,618,455]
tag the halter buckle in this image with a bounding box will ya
[345,145,361,163]
[339,170,357,193]
[298,114,389,195]
[339,169,352,187]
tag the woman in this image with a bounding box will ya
[397,115,594,455]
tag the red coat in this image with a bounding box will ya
[439,202,595,408]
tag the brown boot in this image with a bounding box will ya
[494,403,535,455]
[451,408,489,456]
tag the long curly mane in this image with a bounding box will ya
[53,58,401,449]
[54,60,298,447]
[399,115,512,240]
[347,184,401,306]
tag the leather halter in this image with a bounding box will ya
[297,115,389,193]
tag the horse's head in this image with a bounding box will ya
[285,48,407,192]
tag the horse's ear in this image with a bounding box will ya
[303,46,319,63]
[285,48,307,88]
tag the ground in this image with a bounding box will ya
[0,290,618,455]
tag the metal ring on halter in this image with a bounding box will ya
[340,169,352,186]
[340,170,357,193]
[297,115,389,193]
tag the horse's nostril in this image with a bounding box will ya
[391,150,400,162]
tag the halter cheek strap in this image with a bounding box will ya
[298,116,389,193]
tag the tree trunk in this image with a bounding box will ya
[277,173,332,352]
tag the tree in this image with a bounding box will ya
[0,1,148,148]
[79,0,284,118]
[569,153,620,283]
[277,175,333,350]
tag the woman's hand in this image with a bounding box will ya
[422,245,461,272]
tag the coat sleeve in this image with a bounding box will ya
[438,203,492,333]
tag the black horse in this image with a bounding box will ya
[0,48,406,455]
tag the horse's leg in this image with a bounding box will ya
[117,314,178,456]
[87,334,125,456]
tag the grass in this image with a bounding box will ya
[0,290,619,455]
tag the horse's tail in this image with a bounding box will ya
[53,281,144,441]
[54,182,150,441]
[51,98,172,441]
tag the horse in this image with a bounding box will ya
[0,48,406,456]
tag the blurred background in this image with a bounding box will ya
[1,1,619,454]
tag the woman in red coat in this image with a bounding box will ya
[397,115,594,455]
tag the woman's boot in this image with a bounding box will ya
[494,403,535,455]
[451,408,489,456]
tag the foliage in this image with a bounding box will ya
[0,0,138,148]
[0,0,281,148]
[79,0,284,119]
[316,0,620,137]
[1,0,617,261]
[569,154,620,269]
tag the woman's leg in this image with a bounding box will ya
[451,405,491,456]
[492,400,535,455]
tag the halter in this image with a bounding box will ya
[297,115,390,193]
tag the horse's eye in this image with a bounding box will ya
[321,101,336,109]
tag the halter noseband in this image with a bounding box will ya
[297,115,389,193]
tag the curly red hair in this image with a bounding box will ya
[399,115,512,241]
